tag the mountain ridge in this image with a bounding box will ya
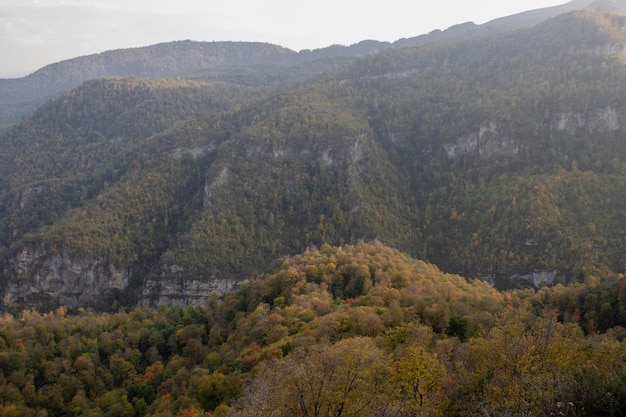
[2,0,625,130]
[0,40,388,129]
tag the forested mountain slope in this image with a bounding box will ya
[1,10,626,310]
[0,40,387,130]
[2,241,626,416]
[3,0,624,130]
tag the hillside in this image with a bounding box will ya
[3,0,624,130]
[0,40,388,130]
[0,10,626,310]
[1,241,626,416]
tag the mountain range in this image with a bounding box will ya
[1,0,621,130]
[1,0,626,310]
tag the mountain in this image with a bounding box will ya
[0,40,389,130]
[7,240,626,416]
[2,0,625,131]
[393,0,624,47]
[1,9,626,310]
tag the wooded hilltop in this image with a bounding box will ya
[1,241,626,416]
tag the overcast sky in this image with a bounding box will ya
[1,0,569,78]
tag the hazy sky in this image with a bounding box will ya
[1,0,569,78]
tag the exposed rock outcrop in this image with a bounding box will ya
[203,167,230,208]
[445,105,624,159]
[477,269,560,289]
[140,273,240,308]
[444,120,519,158]
[1,245,244,310]
[554,106,622,134]
[2,247,129,309]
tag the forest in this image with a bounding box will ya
[1,11,625,311]
[1,241,626,416]
[0,8,626,416]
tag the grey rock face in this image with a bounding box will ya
[3,247,129,309]
[444,121,519,158]
[139,274,241,308]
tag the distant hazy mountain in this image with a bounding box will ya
[0,42,293,128]
[2,0,624,130]
[0,40,388,130]
[392,0,626,47]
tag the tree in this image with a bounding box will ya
[449,310,584,416]
[230,337,391,417]
[391,345,448,416]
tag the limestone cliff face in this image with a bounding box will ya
[203,166,230,208]
[445,105,624,159]
[140,272,240,308]
[477,269,560,288]
[443,120,520,158]
[2,247,129,309]
[554,106,622,135]
[1,245,242,310]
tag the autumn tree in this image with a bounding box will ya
[391,345,449,416]
[229,337,391,417]
[448,310,585,416]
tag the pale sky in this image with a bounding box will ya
[1,0,570,78]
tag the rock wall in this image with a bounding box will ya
[444,120,519,158]
[1,246,240,310]
[2,247,129,310]
[445,105,624,159]
[554,106,621,135]
[139,274,240,308]
[477,269,560,289]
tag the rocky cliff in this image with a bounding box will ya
[444,105,625,159]
[3,247,129,310]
